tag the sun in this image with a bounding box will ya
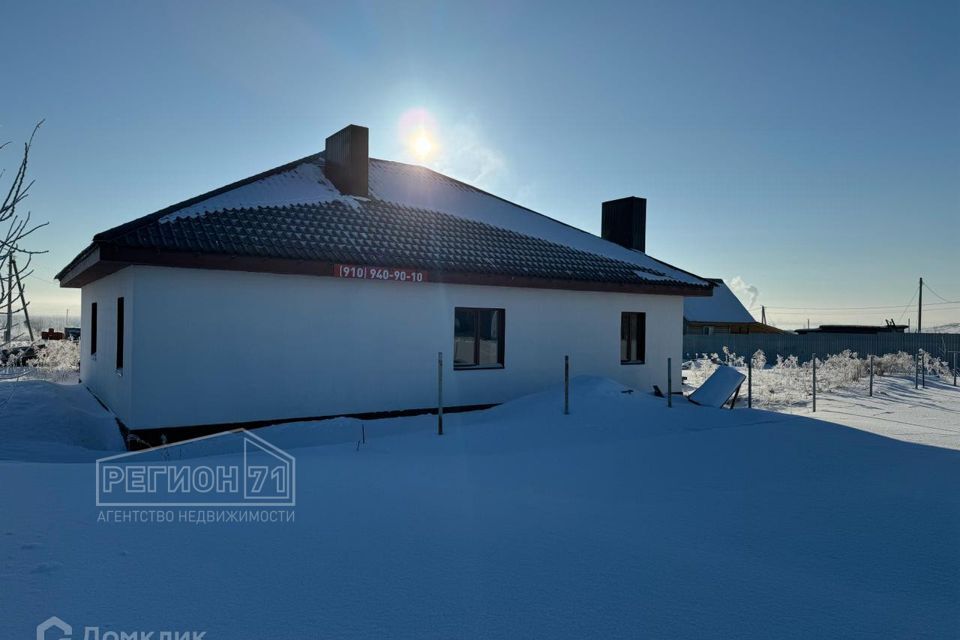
[411,130,434,161]
[398,108,440,163]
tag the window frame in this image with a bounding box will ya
[620,311,646,365]
[453,307,505,370]
[115,296,124,373]
[90,302,98,357]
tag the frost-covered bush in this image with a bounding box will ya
[873,351,952,378]
[925,353,953,378]
[722,346,745,367]
[812,350,865,391]
[685,348,954,409]
[0,339,81,383]
[31,339,80,373]
[873,352,916,376]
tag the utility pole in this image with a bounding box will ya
[761,306,766,325]
[918,277,923,333]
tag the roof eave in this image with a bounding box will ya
[64,244,713,296]
[57,244,133,288]
[55,243,97,286]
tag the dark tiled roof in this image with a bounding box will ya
[108,199,696,287]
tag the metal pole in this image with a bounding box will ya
[437,351,443,436]
[869,355,874,397]
[921,349,926,388]
[954,353,957,387]
[812,354,817,413]
[915,350,919,389]
[563,355,569,415]
[747,357,752,408]
[667,358,672,408]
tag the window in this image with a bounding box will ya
[454,307,504,369]
[90,302,98,355]
[620,312,646,364]
[116,297,124,371]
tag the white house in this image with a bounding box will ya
[57,124,712,443]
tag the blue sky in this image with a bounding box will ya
[3,0,958,328]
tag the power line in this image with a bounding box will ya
[25,272,57,284]
[750,300,960,312]
[897,288,919,324]
[923,281,959,305]
[766,307,960,317]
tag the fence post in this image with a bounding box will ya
[915,350,919,390]
[812,353,817,413]
[869,355,874,397]
[921,349,926,388]
[667,357,672,408]
[563,355,569,415]
[747,357,752,409]
[437,351,443,436]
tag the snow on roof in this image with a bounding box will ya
[153,156,706,286]
[159,161,358,222]
[68,153,710,291]
[683,279,756,323]
[368,159,704,285]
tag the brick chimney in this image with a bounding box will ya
[324,124,369,197]
[601,196,646,252]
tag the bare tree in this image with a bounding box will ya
[1,121,48,346]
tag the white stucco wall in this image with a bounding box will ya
[79,268,136,425]
[80,266,684,430]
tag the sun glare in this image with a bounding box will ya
[412,131,434,159]
[399,108,440,164]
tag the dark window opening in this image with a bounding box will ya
[454,307,504,369]
[620,312,646,364]
[90,302,98,355]
[116,297,124,370]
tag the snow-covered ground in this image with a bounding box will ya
[684,350,960,449]
[0,381,123,461]
[782,375,960,450]
[1,377,959,638]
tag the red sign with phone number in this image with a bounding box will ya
[334,264,428,283]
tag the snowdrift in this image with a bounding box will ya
[0,381,124,461]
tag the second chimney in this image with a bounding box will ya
[601,196,646,252]
[325,124,369,197]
